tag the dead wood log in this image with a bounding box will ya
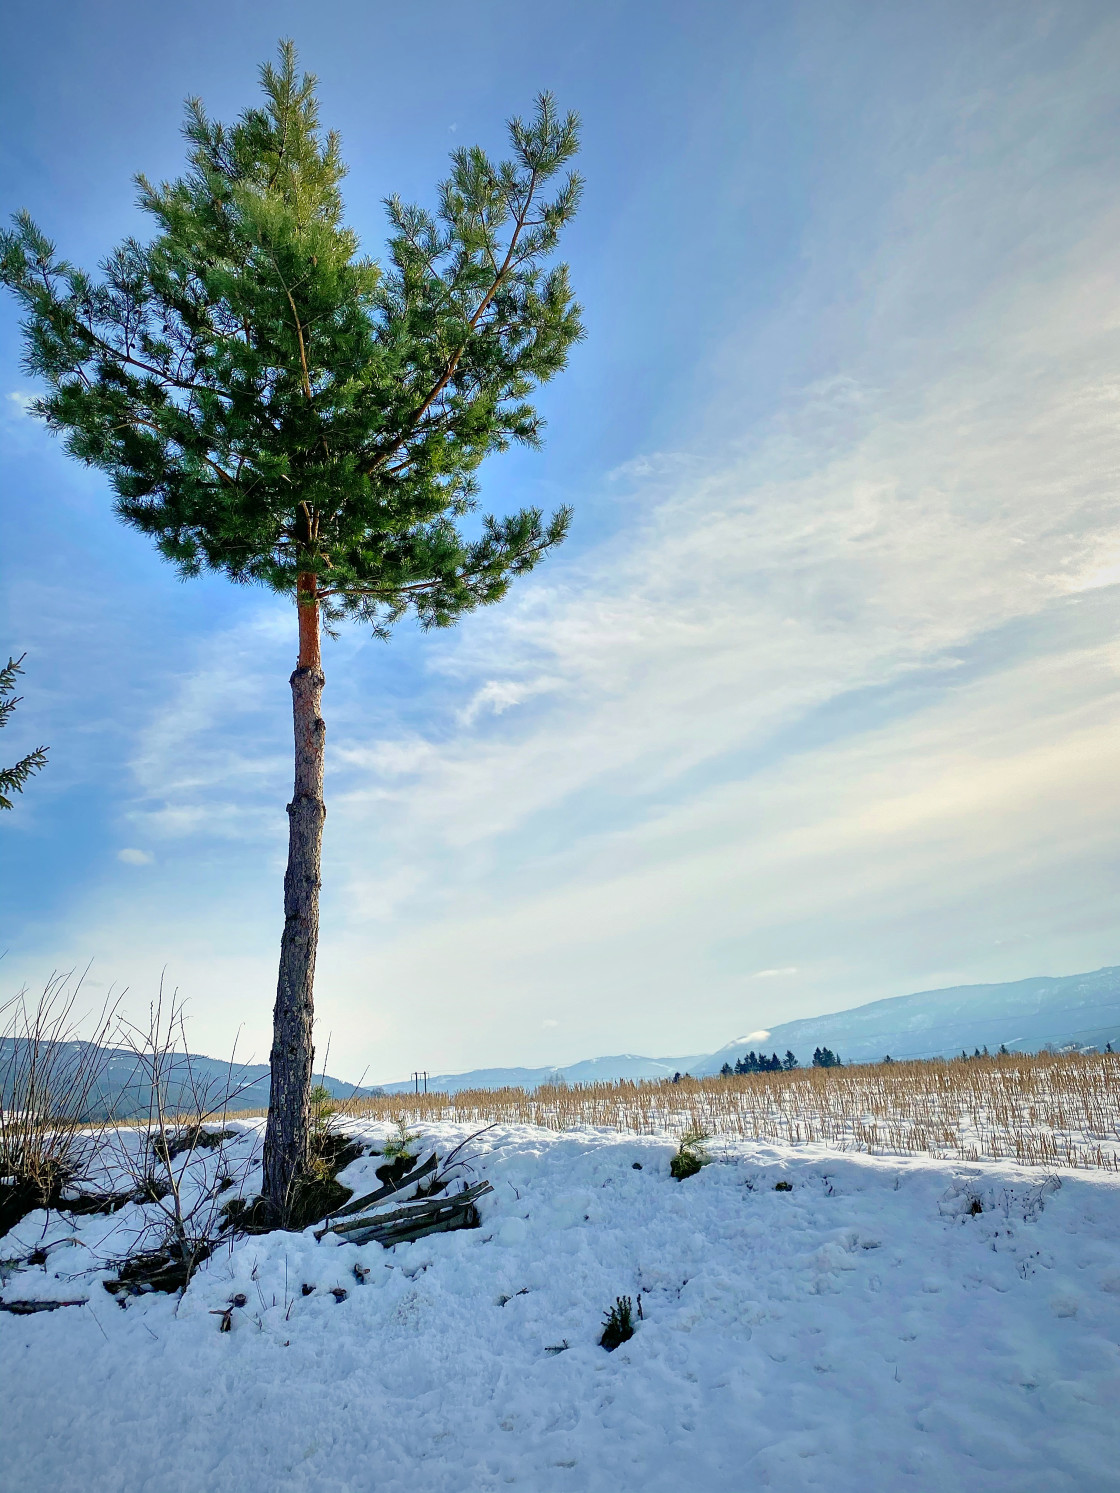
[0,1298,89,1314]
[353,1204,483,1248]
[320,1180,489,1237]
[319,1180,493,1247]
[318,1179,492,1239]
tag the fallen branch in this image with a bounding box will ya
[0,1297,89,1314]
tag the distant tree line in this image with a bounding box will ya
[716,1045,842,1077]
[691,1038,1115,1082]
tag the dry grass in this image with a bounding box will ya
[216,1051,1120,1173]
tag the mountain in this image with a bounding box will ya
[383,964,1120,1091]
[691,965,1120,1073]
[378,1053,707,1095]
[11,965,1116,1116]
[0,1041,382,1121]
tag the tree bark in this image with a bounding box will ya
[262,574,325,1217]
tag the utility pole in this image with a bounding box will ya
[411,1070,429,1095]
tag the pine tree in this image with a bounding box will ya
[0,44,583,1219]
[783,1049,798,1070]
[0,655,49,810]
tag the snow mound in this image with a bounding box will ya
[2,1122,1119,1491]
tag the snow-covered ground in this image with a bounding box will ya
[2,1121,1119,1492]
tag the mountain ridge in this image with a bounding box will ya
[6,965,1117,1114]
[382,964,1120,1091]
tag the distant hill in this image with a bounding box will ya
[691,966,1120,1073]
[381,964,1120,1091]
[378,1052,707,1096]
[0,1041,382,1120]
[9,965,1116,1116]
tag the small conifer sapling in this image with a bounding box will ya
[600,1295,636,1351]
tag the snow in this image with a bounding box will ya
[3,1121,1120,1491]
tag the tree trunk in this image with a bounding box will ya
[262,575,325,1217]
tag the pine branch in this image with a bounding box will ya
[0,655,48,810]
[0,747,49,811]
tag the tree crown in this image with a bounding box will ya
[1,42,583,632]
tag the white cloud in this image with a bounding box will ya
[456,675,563,727]
[117,848,154,866]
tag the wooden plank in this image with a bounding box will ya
[327,1179,490,1230]
[332,1183,493,1246]
[322,1180,491,1240]
[327,1153,439,1219]
[354,1205,482,1248]
[342,1203,483,1248]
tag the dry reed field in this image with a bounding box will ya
[230,1050,1120,1173]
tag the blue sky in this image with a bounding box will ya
[3,1,1120,1082]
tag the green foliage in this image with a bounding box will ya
[308,1083,336,1143]
[0,656,48,810]
[811,1046,841,1069]
[373,1117,422,1190]
[381,1116,420,1163]
[0,41,583,634]
[599,1295,635,1351]
[669,1126,712,1180]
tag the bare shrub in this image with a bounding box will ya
[0,972,116,1229]
[98,985,258,1290]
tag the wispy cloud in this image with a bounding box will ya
[10,12,1120,1079]
[123,609,293,846]
[117,848,154,866]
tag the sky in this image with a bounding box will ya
[2,0,1120,1083]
